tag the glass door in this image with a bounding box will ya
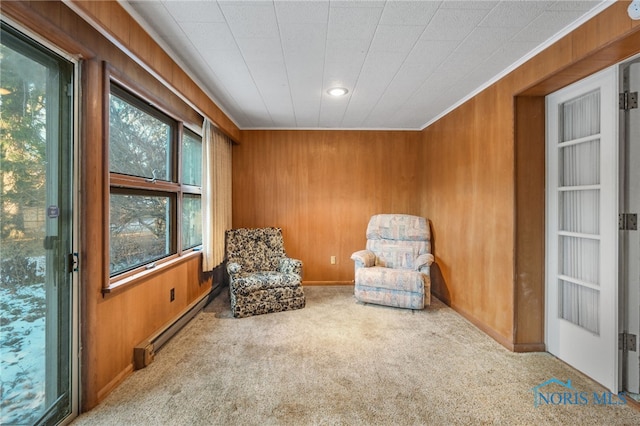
[0,23,76,425]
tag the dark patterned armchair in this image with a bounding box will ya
[225,227,305,318]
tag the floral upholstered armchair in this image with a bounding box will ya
[351,214,434,310]
[225,227,305,318]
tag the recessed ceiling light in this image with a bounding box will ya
[327,87,348,97]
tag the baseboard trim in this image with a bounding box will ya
[448,304,516,352]
[209,280,225,299]
[513,342,546,353]
[97,363,133,402]
[303,281,354,286]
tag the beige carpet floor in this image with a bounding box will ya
[72,286,640,425]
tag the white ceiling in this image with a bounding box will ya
[122,0,610,130]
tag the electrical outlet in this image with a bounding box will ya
[330,256,336,265]
[170,288,175,302]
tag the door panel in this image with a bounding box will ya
[0,23,76,425]
[546,66,619,392]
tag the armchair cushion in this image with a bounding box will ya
[366,214,430,242]
[227,227,286,273]
[372,243,416,270]
[232,271,302,295]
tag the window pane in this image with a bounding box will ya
[182,195,202,249]
[110,193,172,275]
[559,139,600,187]
[559,89,600,142]
[559,236,599,285]
[182,131,202,186]
[109,88,173,181]
[559,280,599,334]
[559,189,599,234]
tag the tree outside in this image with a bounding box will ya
[1,38,50,425]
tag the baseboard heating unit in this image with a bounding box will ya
[133,290,212,370]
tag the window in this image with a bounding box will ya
[108,82,202,278]
[181,129,203,250]
[182,194,202,249]
[109,191,173,275]
[182,130,202,186]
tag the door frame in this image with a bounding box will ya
[1,17,81,425]
[66,56,80,426]
[618,54,640,395]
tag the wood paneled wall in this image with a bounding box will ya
[1,0,235,411]
[513,96,546,351]
[421,84,516,345]
[235,3,640,352]
[421,1,640,351]
[234,130,425,282]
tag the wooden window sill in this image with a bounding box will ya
[102,249,202,296]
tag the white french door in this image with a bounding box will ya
[546,66,619,392]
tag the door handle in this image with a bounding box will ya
[67,252,78,273]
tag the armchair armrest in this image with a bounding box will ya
[279,257,302,276]
[351,250,376,268]
[227,262,242,275]
[415,253,435,270]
